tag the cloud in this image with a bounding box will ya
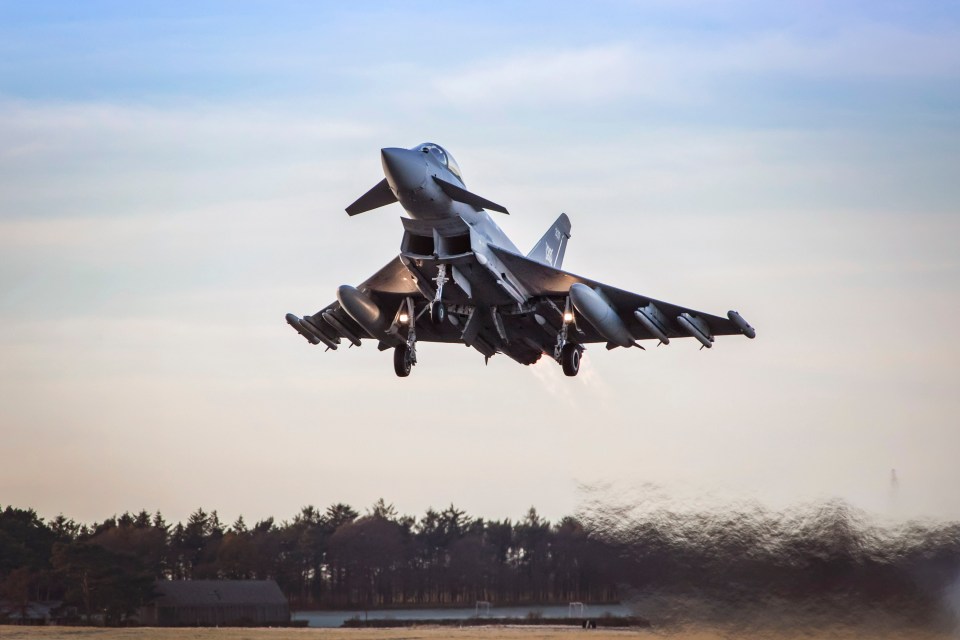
[0,100,384,220]
[430,23,960,115]
[703,25,960,79]
[0,101,378,189]
[434,44,653,109]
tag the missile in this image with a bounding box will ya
[633,305,670,345]
[677,313,713,349]
[337,285,392,342]
[321,311,363,347]
[727,310,756,339]
[301,316,340,345]
[299,316,340,350]
[569,283,634,348]
[285,313,320,345]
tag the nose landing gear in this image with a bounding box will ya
[430,302,446,324]
[431,264,448,325]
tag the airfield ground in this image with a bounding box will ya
[0,626,952,640]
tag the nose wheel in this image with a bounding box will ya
[430,301,446,324]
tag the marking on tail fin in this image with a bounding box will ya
[528,214,572,269]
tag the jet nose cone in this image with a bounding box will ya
[381,147,427,194]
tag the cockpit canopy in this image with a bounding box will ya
[416,142,462,181]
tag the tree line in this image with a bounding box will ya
[0,500,620,623]
[4,498,958,629]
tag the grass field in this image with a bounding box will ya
[0,626,953,640]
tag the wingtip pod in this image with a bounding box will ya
[727,310,756,339]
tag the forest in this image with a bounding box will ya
[0,500,619,624]
[2,498,959,629]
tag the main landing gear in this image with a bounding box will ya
[555,296,583,376]
[394,343,413,377]
[560,342,582,376]
[394,297,417,378]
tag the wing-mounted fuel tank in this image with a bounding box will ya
[568,283,636,348]
[336,285,401,345]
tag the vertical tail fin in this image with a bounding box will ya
[527,213,571,269]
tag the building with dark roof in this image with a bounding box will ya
[139,580,289,626]
[0,600,64,625]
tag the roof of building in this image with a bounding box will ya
[0,600,63,620]
[152,580,287,607]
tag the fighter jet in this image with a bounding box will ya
[285,143,755,377]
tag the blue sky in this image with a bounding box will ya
[1,1,959,525]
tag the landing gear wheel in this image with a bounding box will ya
[393,344,412,377]
[561,343,581,377]
[430,302,446,325]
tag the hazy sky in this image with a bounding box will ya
[1,1,959,527]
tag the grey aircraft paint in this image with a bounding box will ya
[286,143,755,377]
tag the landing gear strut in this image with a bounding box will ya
[431,264,448,325]
[555,296,582,376]
[394,297,417,377]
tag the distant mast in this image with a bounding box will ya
[889,468,899,515]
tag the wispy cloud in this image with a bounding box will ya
[430,24,960,115]
[0,100,382,220]
[434,44,648,108]
[0,100,376,166]
[702,25,960,78]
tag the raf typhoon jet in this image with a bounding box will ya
[285,143,755,377]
